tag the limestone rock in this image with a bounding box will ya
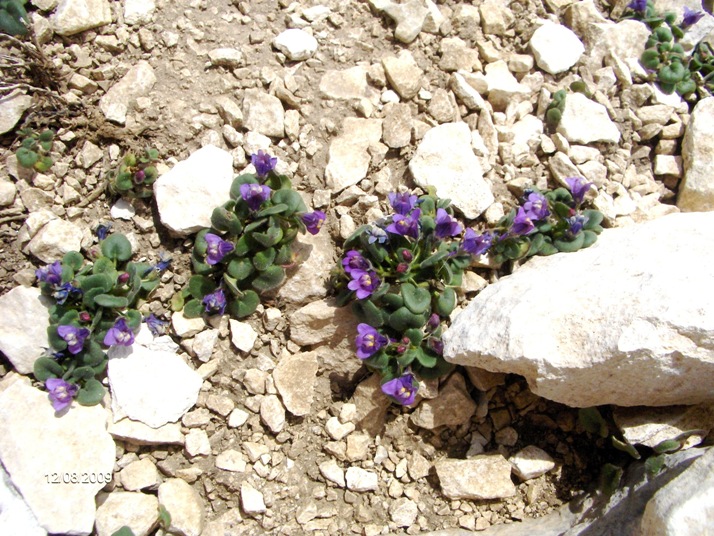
[0,465,45,536]
[95,492,159,536]
[530,21,584,75]
[409,122,494,219]
[382,102,412,148]
[410,373,476,429]
[0,91,32,135]
[325,117,382,192]
[208,48,243,68]
[242,89,285,138]
[154,145,234,235]
[382,0,429,44]
[277,230,335,304]
[0,374,115,535]
[110,198,136,220]
[557,92,621,144]
[119,458,160,491]
[479,0,514,35]
[352,374,391,436]
[273,29,318,61]
[389,498,419,527]
[273,351,318,416]
[345,467,378,492]
[613,404,714,449]
[679,97,714,212]
[124,0,155,25]
[288,299,359,347]
[108,418,185,445]
[444,213,714,408]
[319,459,345,487]
[260,394,286,433]
[382,51,423,100]
[51,0,112,36]
[240,481,266,514]
[108,340,202,429]
[229,319,258,352]
[27,219,83,263]
[158,479,204,536]
[319,67,368,100]
[99,61,156,125]
[0,286,51,374]
[509,446,556,481]
[483,60,531,111]
[436,455,516,500]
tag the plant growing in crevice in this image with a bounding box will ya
[175,151,325,320]
[544,80,592,130]
[15,128,54,172]
[107,148,160,198]
[33,232,169,410]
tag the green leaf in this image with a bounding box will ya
[252,225,284,248]
[404,328,423,346]
[578,407,609,438]
[82,287,104,308]
[233,235,251,256]
[80,273,114,293]
[184,299,205,318]
[251,265,285,292]
[272,188,308,214]
[352,299,386,327]
[640,49,661,70]
[645,454,665,476]
[16,147,38,168]
[211,205,243,235]
[61,251,83,271]
[111,527,136,536]
[676,79,697,97]
[92,257,116,276]
[582,209,603,230]
[275,244,292,265]
[582,230,598,248]
[256,203,289,217]
[170,291,185,312]
[228,291,260,318]
[612,437,641,459]
[34,156,53,173]
[124,309,142,330]
[227,258,254,281]
[364,350,389,371]
[381,292,403,309]
[188,275,217,299]
[653,26,672,43]
[554,232,585,253]
[76,379,105,406]
[69,366,96,381]
[539,242,559,256]
[415,357,454,379]
[245,218,267,234]
[253,248,276,271]
[397,349,418,367]
[388,307,427,332]
[82,341,105,367]
[599,464,623,496]
[101,234,133,262]
[435,288,456,317]
[158,505,172,531]
[34,357,64,382]
[419,250,450,269]
[401,283,431,314]
[93,294,129,308]
[414,347,438,368]
[653,439,681,454]
[193,229,209,257]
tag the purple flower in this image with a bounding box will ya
[366,226,388,244]
[386,209,421,239]
[36,261,62,286]
[388,192,418,215]
[301,211,326,235]
[204,233,235,265]
[565,177,594,205]
[342,250,370,275]
[347,270,380,300]
[57,325,90,355]
[95,223,112,240]
[45,378,78,412]
[462,229,493,255]
[203,288,227,316]
[240,183,272,211]
[682,7,704,28]
[428,337,444,355]
[103,318,135,347]
[134,170,146,184]
[143,313,168,336]
[381,373,418,405]
[426,313,440,332]
[434,208,463,239]
[251,150,278,178]
[511,207,536,236]
[627,0,647,13]
[567,214,587,237]
[52,282,82,305]
[355,323,389,359]
[522,192,550,221]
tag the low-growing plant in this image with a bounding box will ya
[33,232,169,411]
[544,81,592,130]
[15,128,54,172]
[107,148,160,198]
[175,151,325,320]
[333,178,604,405]
[0,0,28,36]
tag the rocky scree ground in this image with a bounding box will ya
[0,0,708,534]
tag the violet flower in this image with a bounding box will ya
[45,378,78,412]
[381,373,418,405]
[682,7,704,28]
[95,223,112,240]
[511,207,536,236]
[143,313,168,336]
[251,150,278,178]
[240,183,272,211]
[53,282,82,305]
[565,177,594,206]
[342,250,370,275]
[426,313,440,332]
[366,226,388,244]
[134,170,146,184]
[627,0,647,13]
[355,323,389,359]
[567,214,587,238]
[388,192,418,215]
[462,229,493,256]
[386,209,421,239]
[143,254,172,276]
[522,192,550,221]
[57,325,90,355]
[301,211,326,235]
[103,318,135,347]
[434,208,463,238]
[203,288,227,316]
[347,270,380,299]
[204,233,235,265]
[36,261,62,286]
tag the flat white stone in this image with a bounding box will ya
[242,89,284,138]
[108,418,184,445]
[272,351,318,416]
[435,455,516,500]
[319,459,346,487]
[240,481,266,514]
[119,458,160,491]
[273,29,318,61]
[216,450,246,472]
[51,0,112,36]
[0,374,115,535]
[0,91,33,135]
[155,145,234,236]
[27,219,83,263]
[0,286,51,374]
[345,467,378,492]
[94,492,158,536]
[228,408,250,428]
[557,92,621,144]
[158,479,204,536]
[0,465,46,536]
[185,429,211,457]
[124,0,155,25]
[229,319,258,352]
[679,97,714,212]
[110,198,136,220]
[509,446,556,480]
[530,21,584,75]
[325,117,383,192]
[319,66,368,100]
[260,394,286,433]
[277,230,335,304]
[99,61,156,125]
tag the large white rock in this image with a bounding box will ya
[443,213,714,408]
[530,21,584,75]
[98,60,155,125]
[108,340,203,429]
[0,91,32,135]
[272,351,318,416]
[242,89,284,138]
[0,286,51,374]
[51,0,112,36]
[435,455,516,499]
[0,374,115,535]
[273,29,318,61]
[94,492,158,536]
[158,479,204,536]
[325,117,383,192]
[679,97,714,212]
[483,60,531,111]
[409,122,494,219]
[124,0,155,25]
[27,219,83,263]
[154,145,234,236]
[557,92,621,144]
[0,465,46,536]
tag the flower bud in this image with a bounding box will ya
[426,313,440,331]
[396,263,409,273]
[134,170,146,184]
[79,312,91,323]
[117,272,130,285]
[401,249,413,262]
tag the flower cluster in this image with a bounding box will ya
[107,148,160,199]
[33,232,169,411]
[179,151,325,320]
[335,181,604,405]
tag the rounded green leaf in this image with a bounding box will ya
[82,341,106,367]
[252,225,284,248]
[183,299,205,318]
[272,189,308,214]
[111,527,135,536]
[93,294,129,308]
[640,49,661,70]
[654,26,673,43]
[76,379,105,406]
[388,307,427,332]
[435,287,456,317]
[34,357,64,382]
[251,265,285,292]
[227,258,254,281]
[16,147,38,168]
[211,205,243,235]
[69,366,96,381]
[275,244,293,265]
[582,230,598,248]
[404,328,423,346]
[415,357,454,379]
[352,299,386,327]
[414,347,438,368]
[554,232,585,252]
[401,283,431,314]
[101,234,133,262]
[80,273,114,293]
[252,248,276,271]
[256,204,289,217]
[546,108,562,127]
[397,349,418,367]
[381,292,404,309]
[228,290,260,318]
[653,439,681,454]
[34,156,53,172]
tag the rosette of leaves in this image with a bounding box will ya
[639,24,696,96]
[489,186,604,264]
[108,148,160,198]
[688,41,714,96]
[0,0,29,36]
[15,129,54,172]
[33,234,164,407]
[333,192,468,386]
[177,166,318,320]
